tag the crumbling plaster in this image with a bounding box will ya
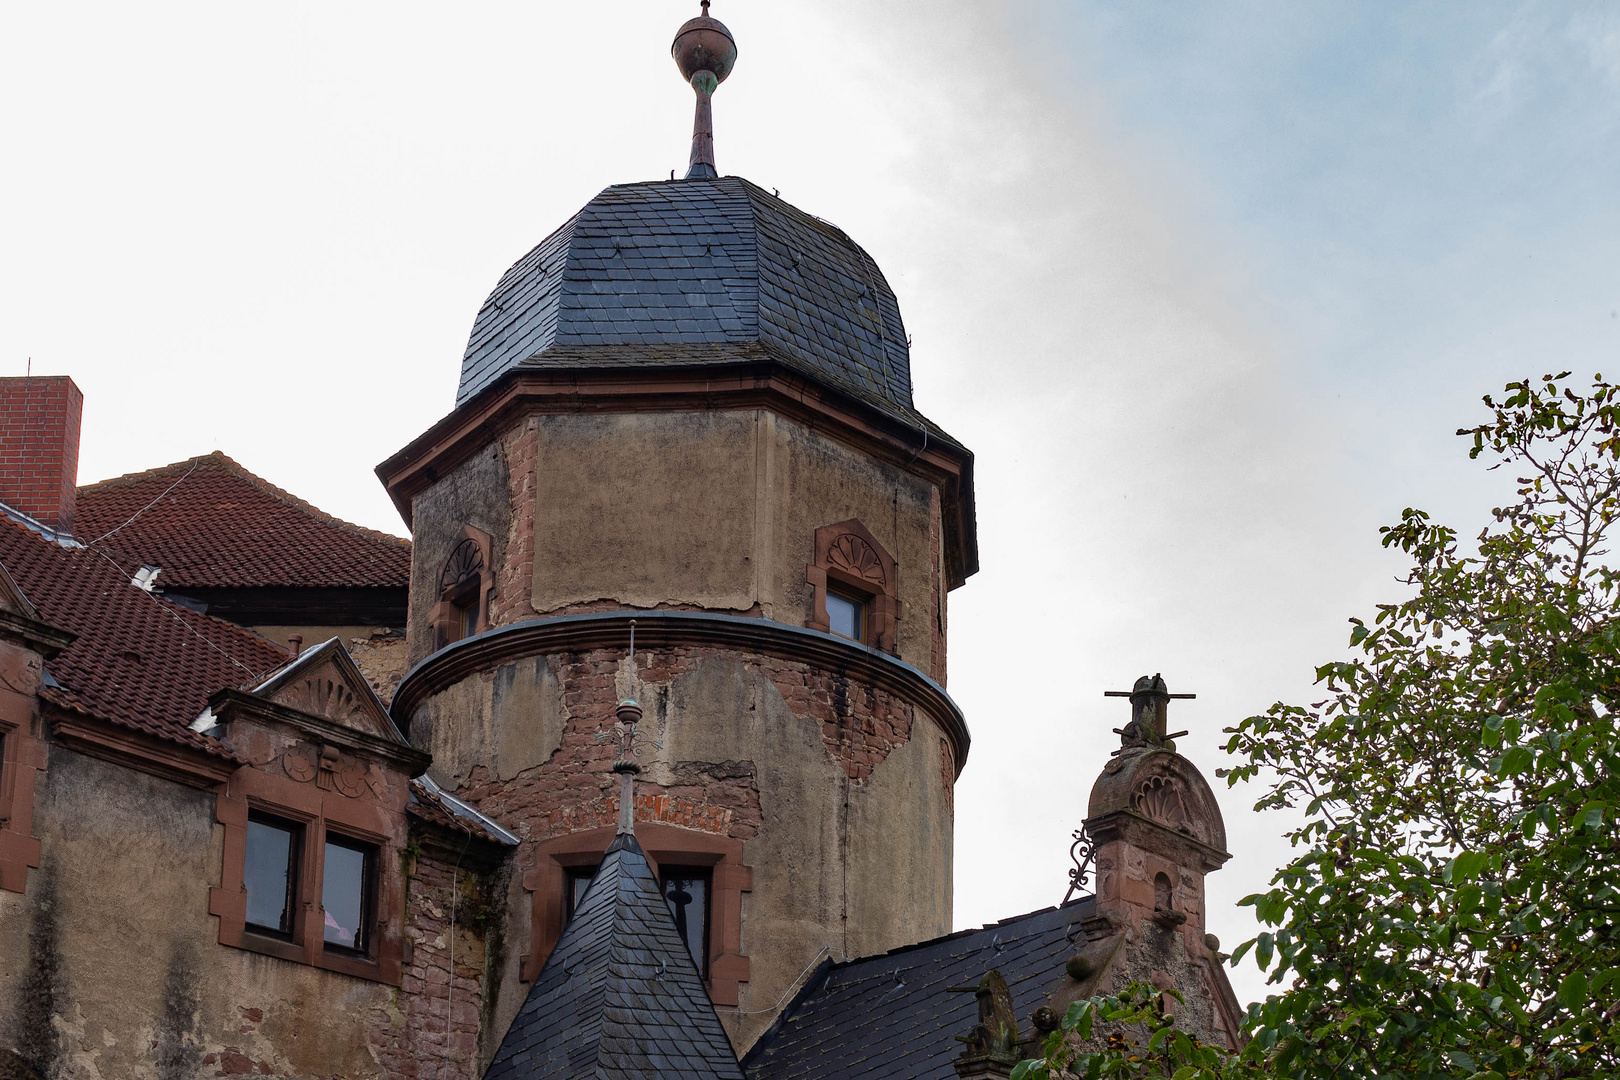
[408,645,953,1057]
[0,748,391,1080]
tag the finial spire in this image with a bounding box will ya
[613,620,643,835]
[671,2,737,179]
[1104,673,1195,753]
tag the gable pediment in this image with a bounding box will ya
[0,559,38,620]
[254,638,403,744]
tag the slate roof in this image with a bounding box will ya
[0,516,287,756]
[458,177,922,428]
[485,832,746,1080]
[409,775,521,848]
[743,900,1094,1080]
[74,451,411,589]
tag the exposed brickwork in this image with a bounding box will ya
[460,649,767,842]
[764,657,914,784]
[0,376,82,534]
[370,852,490,1080]
[489,419,537,627]
[939,737,954,820]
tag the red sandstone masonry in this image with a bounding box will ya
[0,376,83,534]
[370,853,488,1080]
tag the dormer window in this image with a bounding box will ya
[432,527,495,649]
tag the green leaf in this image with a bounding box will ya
[1559,970,1589,1011]
[1256,932,1274,971]
[1499,746,1533,777]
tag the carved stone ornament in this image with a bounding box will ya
[281,742,366,799]
[1132,775,1191,833]
[439,537,485,593]
[278,676,371,729]
[282,743,318,783]
[826,533,886,586]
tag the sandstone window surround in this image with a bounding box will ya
[806,519,900,653]
[211,763,404,983]
[204,648,429,986]
[521,823,753,1006]
[0,599,73,895]
[431,524,495,649]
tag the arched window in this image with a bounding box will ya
[431,526,494,649]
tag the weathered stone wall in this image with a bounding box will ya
[0,745,509,1080]
[407,642,955,1056]
[253,626,410,705]
[370,850,496,1080]
[406,431,513,666]
[405,409,946,674]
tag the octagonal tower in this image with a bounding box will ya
[377,9,977,1055]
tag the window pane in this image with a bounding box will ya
[566,868,596,922]
[245,819,295,935]
[662,872,709,973]
[826,591,862,641]
[322,840,369,952]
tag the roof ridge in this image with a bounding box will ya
[822,899,1088,972]
[80,450,409,550]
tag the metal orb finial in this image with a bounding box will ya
[672,2,737,179]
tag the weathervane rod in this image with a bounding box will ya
[671,2,737,179]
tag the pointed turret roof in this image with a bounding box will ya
[484,832,744,1080]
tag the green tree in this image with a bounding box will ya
[1019,374,1620,1079]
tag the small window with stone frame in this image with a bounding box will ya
[321,832,378,956]
[244,812,302,940]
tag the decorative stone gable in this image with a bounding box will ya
[254,636,406,743]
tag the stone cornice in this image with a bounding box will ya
[0,609,76,658]
[1083,809,1232,874]
[374,359,979,588]
[46,707,239,790]
[206,689,434,777]
[390,610,972,775]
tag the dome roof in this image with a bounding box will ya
[457,176,918,421]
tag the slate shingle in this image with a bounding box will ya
[456,177,918,426]
[742,901,1094,1080]
[484,832,745,1080]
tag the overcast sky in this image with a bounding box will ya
[3,2,1616,1007]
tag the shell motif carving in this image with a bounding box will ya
[278,677,370,728]
[1132,775,1191,833]
[439,537,485,593]
[827,534,885,585]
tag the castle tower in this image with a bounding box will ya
[376,6,977,1052]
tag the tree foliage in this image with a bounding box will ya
[1023,375,1620,1078]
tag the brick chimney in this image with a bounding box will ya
[0,376,84,536]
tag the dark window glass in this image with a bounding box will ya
[661,868,711,976]
[564,867,597,923]
[457,598,478,640]
[244,816,298,937]
[826,589,864,642]
[322,836,374,955]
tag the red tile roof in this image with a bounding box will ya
[74,452,410,590]
[0,516,288,755]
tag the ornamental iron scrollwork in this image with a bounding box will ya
[1062,822,1097,905]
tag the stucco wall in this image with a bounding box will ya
[0,748,392,1079]
[406,409,946,675]
[408,644,954,1055]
